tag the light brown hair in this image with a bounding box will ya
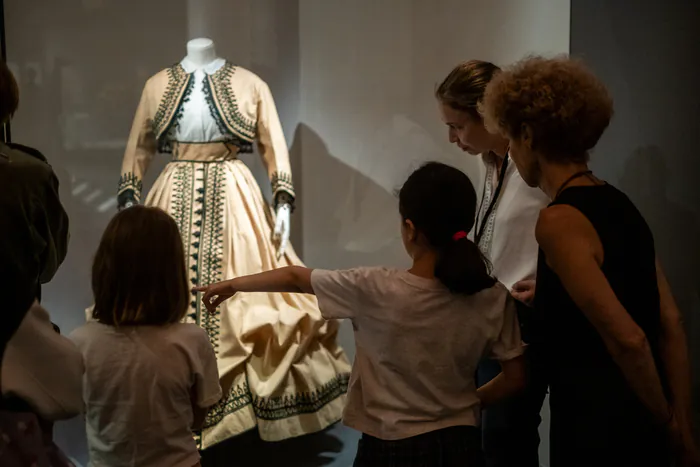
[0,59,19,124]
[435,60,501,120]
[92,206,189,326]
[481,55,613,163]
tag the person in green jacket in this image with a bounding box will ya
[0,58,69,315]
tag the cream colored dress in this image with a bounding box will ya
[117,57,350,448]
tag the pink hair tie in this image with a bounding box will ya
[452,231,468,241]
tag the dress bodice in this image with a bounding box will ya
[119,58,296,210]
[171,58,227,144]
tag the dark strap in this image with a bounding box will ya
[554,170,593,200]
[475,154,509,245]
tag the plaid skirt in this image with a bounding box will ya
[353,425,483,467]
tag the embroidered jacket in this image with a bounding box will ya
[118,61,295,210]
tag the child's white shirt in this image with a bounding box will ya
[311,267,523,440]
[70,321,221,467]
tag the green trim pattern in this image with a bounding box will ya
[271,171,295,200]
[153,64,191,139]
[199,163,225,352]
[171,163,197,323]
[204,382,254,429]
[117,172,142,200]
[202,75,254,154]
[208,63,257,142]
[204,373,350,429]
[170,161,225,354]
[253,373,350,421]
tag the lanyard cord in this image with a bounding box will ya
[475,154,509,245]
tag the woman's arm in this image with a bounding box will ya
[537,206,672,423]
[656,260,697,440]
[194,266,313,313]
[477,355,527,407]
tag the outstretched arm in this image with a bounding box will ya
[194,266,313,312]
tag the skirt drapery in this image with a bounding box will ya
[146,142,351,449]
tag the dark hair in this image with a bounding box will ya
[92,205,189,326]
[435,60,501,120]
[399,162,496,295]
[481,55,613,163]
[0,59,19,124]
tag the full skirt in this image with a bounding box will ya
[145,152,351,449]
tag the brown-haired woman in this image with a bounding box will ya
[436,61,549,467]
[481,55,700,467]
[70,206,222,467]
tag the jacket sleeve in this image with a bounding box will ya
[256,81,296,210]
[1,301,84,420]
[36,168,69,284]
[118,84,156,209]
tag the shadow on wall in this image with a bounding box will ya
[618,145,700,421]
[297,122,410,270]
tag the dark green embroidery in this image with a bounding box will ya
[171,163,197,323]
[118,172,142,195]
[117,172,143,207]
[271,171,295,199]
[158,70,195,154]
[202,76,253,154]
[153,64,190,140]
[208,63,256,142]
[203,373,350,429]
[204,382,253,429]
[199,163,225,352]
[253,373,350,421]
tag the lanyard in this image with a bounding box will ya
[475,154,509,245]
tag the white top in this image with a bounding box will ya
[472,152,550,290]
[70,322,222,467]
[173,57,228,143]
[1,301,84,420]
[311,267,523,440]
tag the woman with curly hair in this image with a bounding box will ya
[480,55,699,466]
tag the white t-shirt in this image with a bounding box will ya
[70,322,222,467]
[472,152,550,289]
[311,267,523,440]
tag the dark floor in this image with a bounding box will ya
[200,423,361,467]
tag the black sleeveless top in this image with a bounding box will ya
[534,184,670,464]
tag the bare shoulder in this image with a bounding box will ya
[536,204,603,267]
[536,205,595,245]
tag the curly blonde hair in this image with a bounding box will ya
[480,55,613,163]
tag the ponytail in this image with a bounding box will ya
[398,162,496,295]
[435,237,496,295]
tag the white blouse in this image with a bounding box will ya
[471,152,550,290]
[173,57,228,143]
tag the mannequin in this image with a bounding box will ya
[115,39,350,449]
[185,38,218,67]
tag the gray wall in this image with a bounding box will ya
[571,0,700,434]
